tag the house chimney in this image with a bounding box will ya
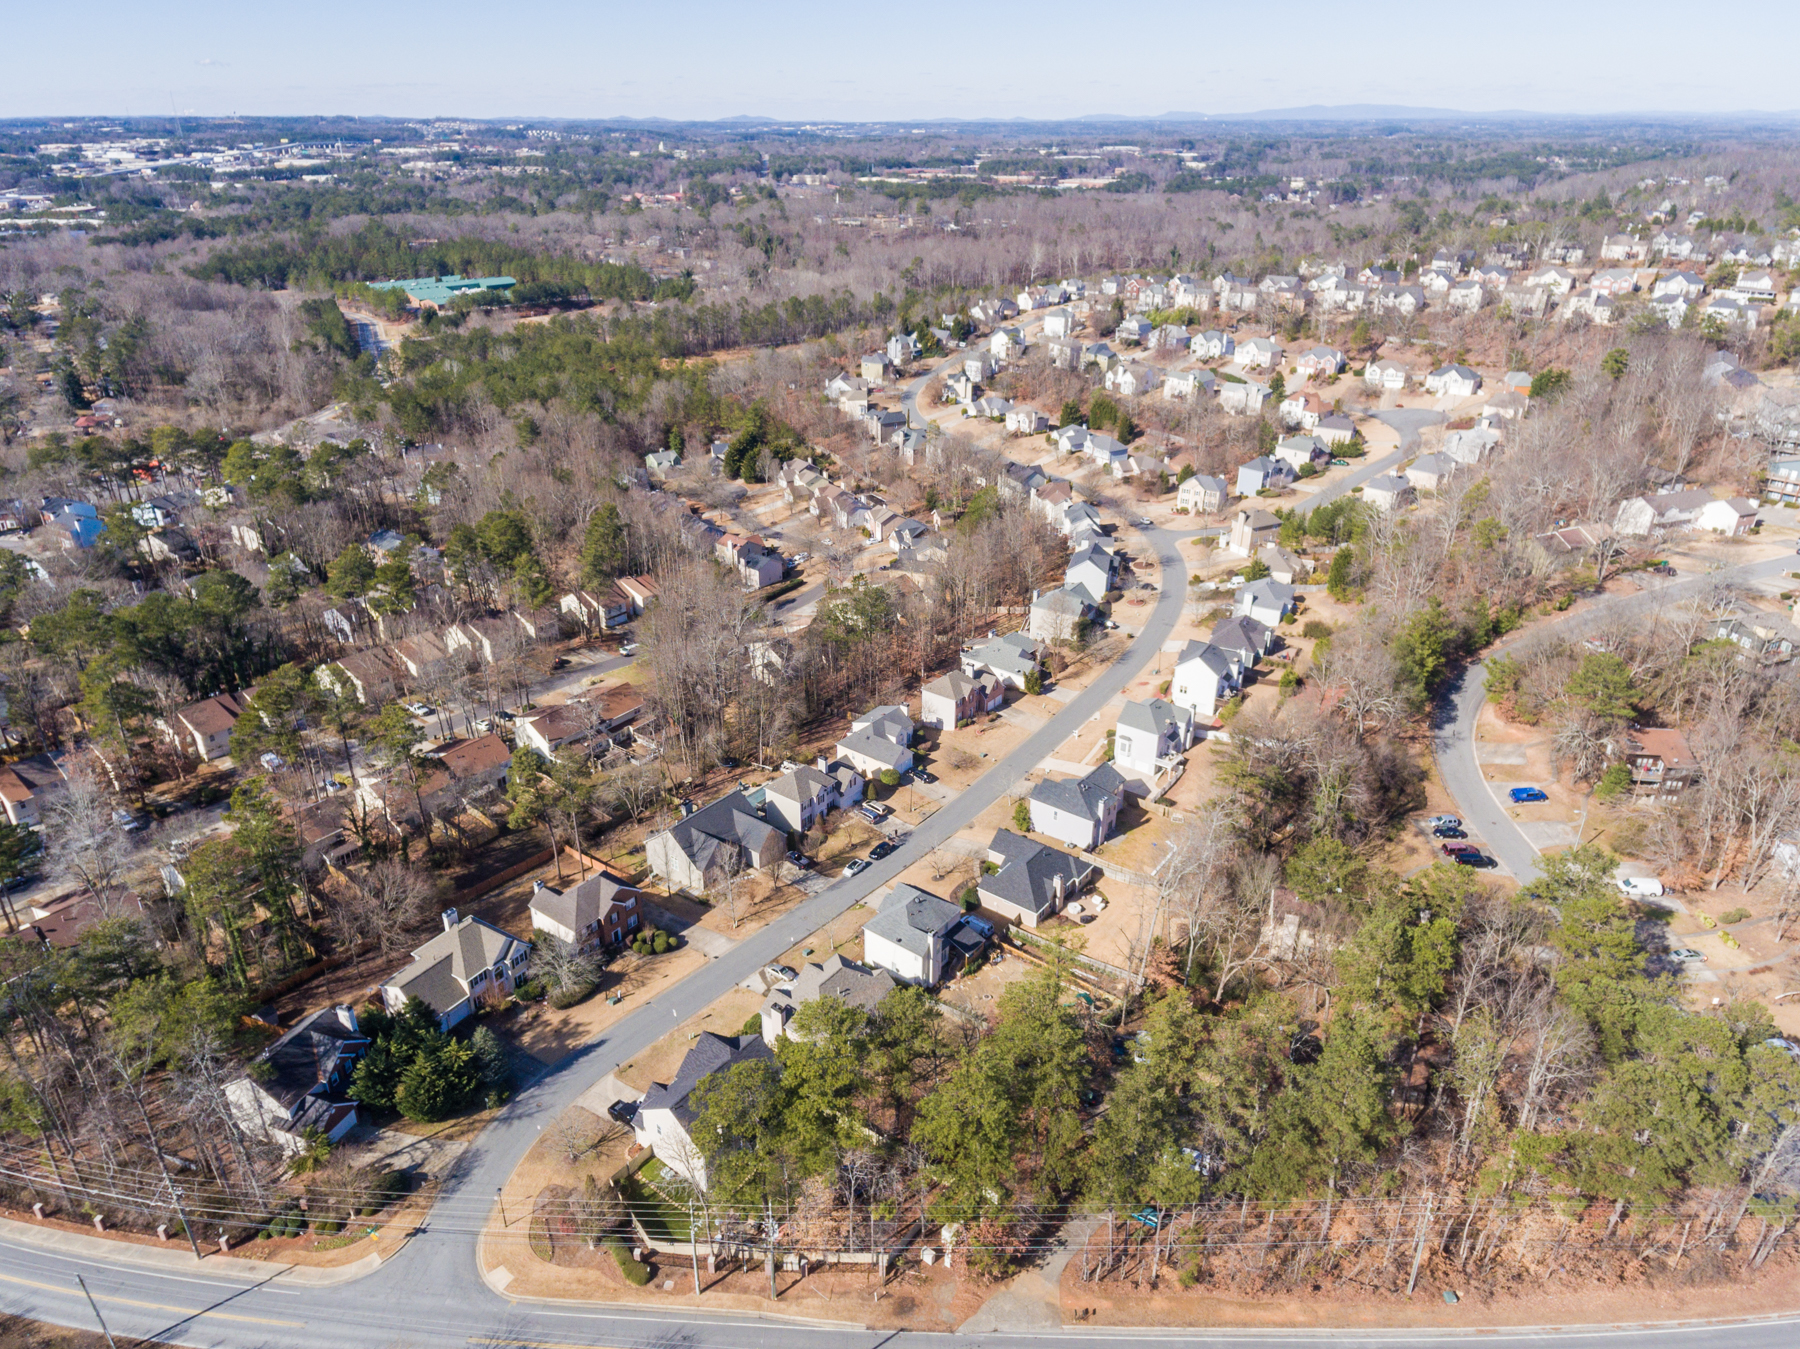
[441,908,459,932]
[1053,874,1065,904]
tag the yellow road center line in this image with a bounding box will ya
[0,1270,306,1327]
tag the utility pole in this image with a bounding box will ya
[170,1185,204,1262]
[76,1275,118,1349]
[496,1186,508,1227]
[689,1197,701,1296]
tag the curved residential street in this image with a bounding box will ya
[1434,554,1796,883]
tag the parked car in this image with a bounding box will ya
[492,708,515,722]
[860,802,892,821]
[606,1098,639,1125]
[1508,786,1549,803]
[1453,852,1497,868]
[1134,517,1154,528]
[551,656,569,670]
[762,964,797,985]
[112,809,148,833]
[619,642,641,656]
[843,858,871,877]
[1671,948,1707,961]
[1129,1206,1167,1230]
[911,768,938,785]
[1617,876,1666,898]
[1431,825,1467,839]
[962,915,995,940]
[792,552,810,564]
[785,850,812,869]
[404,702,433,718]
[1440,841,1477,856]
[1424,814,1461,829]
[869,840,898,861]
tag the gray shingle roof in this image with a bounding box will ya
[639,1032,773,1127]
[1029,761,1127,823]
[864,884,964,959]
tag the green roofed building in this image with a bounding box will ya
[367,274,516,310]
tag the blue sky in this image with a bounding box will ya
[8,0,1800,122]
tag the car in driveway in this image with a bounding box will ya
[1453,852,1497,868]
[1508,786,1549,803]
[869,840,898,861]
[404,701,434,718]
[785,850,812,869]
[1134,517,1154,528]
[911,768,937,785]
[762,963,797,986]
[619,642,640,656]
[1617,876,1666,898]
[1432,825,1468,839]
[843,858,871,877]
[606,1098,639,1125]
[1671,948,1707,962]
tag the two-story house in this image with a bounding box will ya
[380,911,531,1032]
[224,1006,368,1155]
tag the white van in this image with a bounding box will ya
[1616,876,1666,898]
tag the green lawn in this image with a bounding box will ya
[619,1159,693,1243]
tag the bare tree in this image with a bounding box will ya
[43,762,132,915]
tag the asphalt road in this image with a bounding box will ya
[0,523,1203,1349]
[1433,553,1795,884]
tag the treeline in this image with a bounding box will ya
[682,846,1800,1284]
[186,221,692,304]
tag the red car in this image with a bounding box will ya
[1441,841,1477,856]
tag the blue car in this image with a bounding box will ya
[1509,787,1549,803]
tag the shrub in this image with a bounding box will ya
[1592,763,1634,801]
[1719,907,1751,925]
[314,1217,343,1236]
[879,768,900,788]
[395,1039,483,1122]
[1301,620,1331,640]
[1012,799,1031,831]
[512,978,545,1002]
[1278,669,1300,696]
[651,932,671,954]
[957,885,980,911]
[547,981,597,1009]
[607,1237,652,1285]
[740,1013,762,1035]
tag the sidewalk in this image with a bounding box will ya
[0,1214,394,1288]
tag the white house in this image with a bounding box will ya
[1693,497,1758,536]
[963,631,1048,688]
[1170,640,1241,719]
[1404,453,1456,492]
[1613,488,1714,536]
[1043,307,1076,338]
[632,1032,774,1188]
[1237,337,1282,369]
[1364,359,1408,391]
[1424,364,1482,398]
[1236,456,1293,495]
[862,884,977,987]
[1028,762,1128,851]
[1362,473,1416,513]
[1112,698,1196,791]
[1236,579,1297,626]
[1029,586,1093,643]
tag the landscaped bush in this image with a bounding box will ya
[1301,620,1331,640]
[1719,907,1751,925]
[513,977,546,1002]
[547,980,598,1009]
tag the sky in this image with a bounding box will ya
[8,0,1800,123]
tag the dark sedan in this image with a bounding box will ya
[1453,852,1498,868]
[870,840,898,861]
[1432,825,1468,839]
